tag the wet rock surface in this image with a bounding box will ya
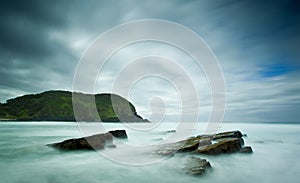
[48,130,253,177]
[48,130,127,150]
[196,138,243,155]
[156,130,251,156]
[184,157,212,176]
[212,130,243,140]
[156,130,253,176]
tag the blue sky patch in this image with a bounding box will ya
[259,63,294,78]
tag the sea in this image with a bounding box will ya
[0,121,299,183]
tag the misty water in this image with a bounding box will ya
[0,122,299,183]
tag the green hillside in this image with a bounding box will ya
[0,90,148,122]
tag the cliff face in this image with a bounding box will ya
[0,90,148,122]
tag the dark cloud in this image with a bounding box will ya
[0,0,68,58]
[0,0,299,122]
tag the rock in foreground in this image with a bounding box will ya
[48,130,127,150]
[155,130,253,176]
[156,130,252,156]
[184,157,212,176]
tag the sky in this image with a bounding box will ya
[0,0,299,122]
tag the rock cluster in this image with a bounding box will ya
[156,130,253,175]
[48,130,252,177]
[156,130,252,155]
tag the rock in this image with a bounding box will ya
[196,138,243,155]
[239,146,253,153]
[49,132,113,150]
[213,130,242,140]
[153,138,164,141]
[155,130,252,156]
[166,130,176,133]
[155,136,203,155]
[177,137,202,152]
[109,130,127,139]
[49,130,128,150]
[184,157,212,176]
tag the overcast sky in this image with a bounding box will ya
[0,0,299,122]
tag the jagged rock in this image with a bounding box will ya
[154,130,252,157]
[178,137,202,152]
[49,130,127,150]
[239,146,253,153]
[213,130,242,140]
[155,136,202,155]
[49,132,113,150]
[196,138,243,155]
[109,130,127,139]
[184,157,212,176]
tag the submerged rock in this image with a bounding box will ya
[48,130,127,150]
[166,130,176,133]
[184,157,212,176]
[239,146,253,153]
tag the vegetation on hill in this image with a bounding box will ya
[0,90,148,122]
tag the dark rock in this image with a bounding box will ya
[184,157,212,176]
[109,130,127,139]
[155,136,202,155]
[178,137,201,152]
[239,146,253,153]
[196,138,243,155]
[49,132,114,150]
[166,130,176,133]
[49,130,128,151]
[214,136,245,146]
[213,130,242,140]
[155,130,252,157]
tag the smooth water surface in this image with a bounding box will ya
[0,122,299,183]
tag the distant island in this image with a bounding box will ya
[0,90,149,122]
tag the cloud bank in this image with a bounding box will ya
[0,0,299,122]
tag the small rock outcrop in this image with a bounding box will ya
[156,130,252,156]
[212,130,242,140]
[155,130,253,176]
[184,157,212,176]
[239,146,253,153]
[48,130,127,150]
[109,130,128,139]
